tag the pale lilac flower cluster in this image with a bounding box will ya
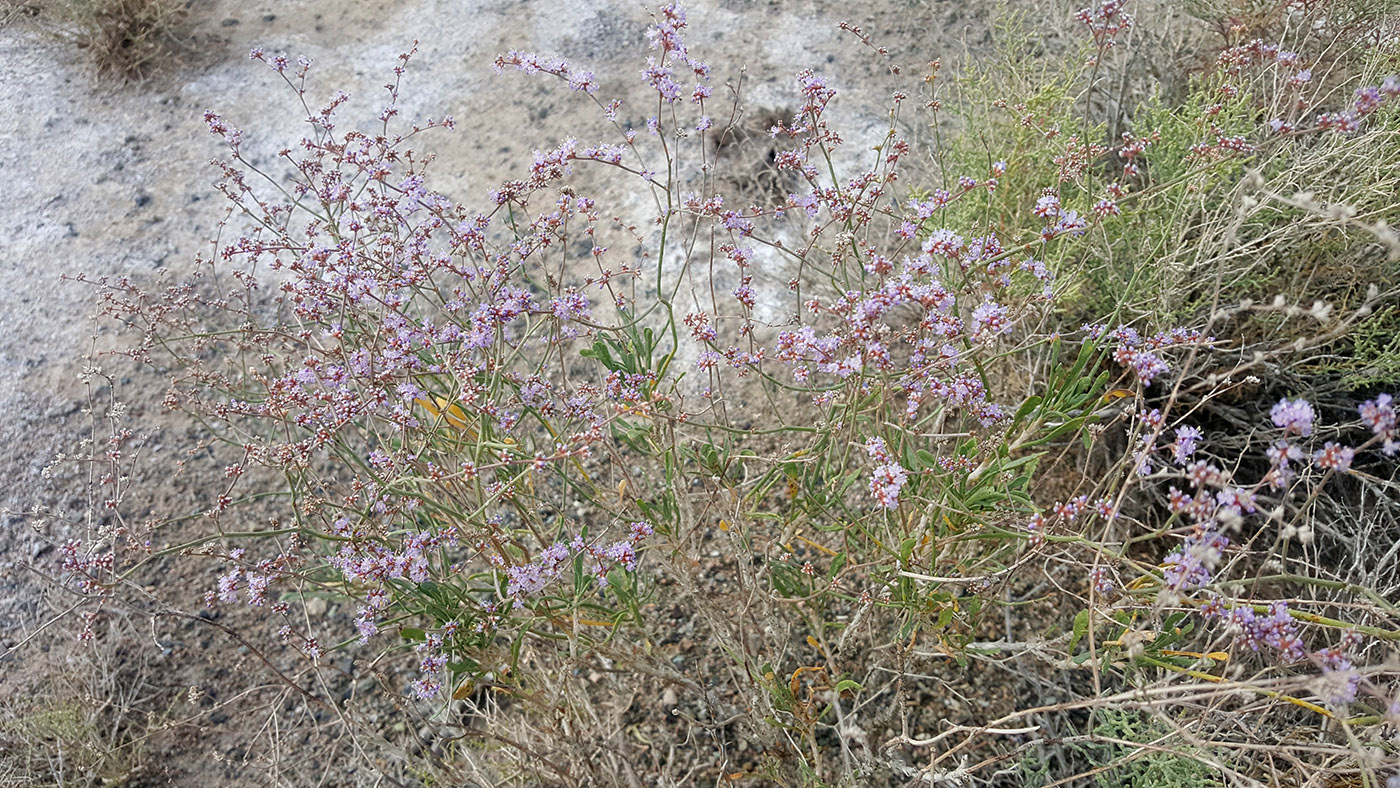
[1171,425,1202,465]
[864,437,908,510]
[1162,528,1229,591]
[1097,324,1211,386]
[493,50,598,94]
[1033,195,1089,241]
[768,241,1025,425]
[971,297,1014,343]
[1202,598,1305,661]
[641,3,710,106]
[1260,395,1398,485]
[401,521,653,700]
[504,521,653,602]
[1313,641,1363,706]
[56,539,114,597]
[1075,0,1134,50]
[1200,602,1366,705]
[1264,439,1305,490]
[1022,495,1120,553]
[330,527,459,590]
[1024,512,1046,547]
[1312,442,1354,473]
[1106,392,1400,704]
[1270,398,1314,437]
[1359,393,1398,455]
[411,632,449,699]
[210,546,293,610]
[1318,76,1400,133]
[1089,566,1113,595]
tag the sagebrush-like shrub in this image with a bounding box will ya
[31,1,1400,785]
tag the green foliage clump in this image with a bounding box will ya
[1088,709,1224,788]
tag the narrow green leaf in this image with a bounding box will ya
[1069,609,1089,653]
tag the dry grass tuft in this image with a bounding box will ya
[5,0,187,80]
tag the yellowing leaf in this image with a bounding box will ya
[416,396,473,432]
[793,533,837,556]
[1161,649,1231,663]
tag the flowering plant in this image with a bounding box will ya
[42,0,1400,784]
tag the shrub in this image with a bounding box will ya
[35,1,1400,785]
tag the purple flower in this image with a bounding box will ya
[869,462,908,509]
[1215,487,1256,515]
[246,574,269,606]
[1355,86,1384,115]
[1317,666,1362,706]
[1172,425,1202,465]
[1089,566,1113,595]
[605,540,638,571]
[1359,393,1397,455]
[1129,350,1167,385]
[1271,398,1315,437]
[863,436,891,463]
[1024,513,1047,547]
[1265,440,1305,489]
[971,298,1013,343]
[1137,408,1162,430]
[354,608,378,645]
[411,677,441,700]
[1312,442,1354,473]
[217,568,240,603]
[1162,529,1228,590]
[1185,460,1224,488]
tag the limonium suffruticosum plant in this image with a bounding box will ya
[58,0,1400,782]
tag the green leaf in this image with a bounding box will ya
[579,339,619,371]
[833,679,863,693]
[936,606,955,630]
[401,627,426,642]
[899,537,917,565]
[828,552,847,580]
[1000,452,1043,472]
[447,657,480,675]
[1069,609,1089,653]
[1012,395,1043,426]
[1026,415,1087,447]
